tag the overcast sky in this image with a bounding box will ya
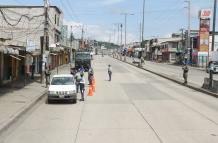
[0,0,215,43]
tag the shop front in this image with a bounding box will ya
[2,46,25,84]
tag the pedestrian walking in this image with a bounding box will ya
[182,59,189,84]
[79,73,86,101]
[108,64,112,81]
[74,69,81,93]
[79,65,85,74]
[88,66,94,85]
[44,64,51,86]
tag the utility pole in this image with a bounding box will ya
[140,23,142,42]
[121,13,134,61]
[185,0,191,62]
[70,25,73,67]
[120,24,123,46]
[121,13,134,48]
[41,0,49,84]
[117,24,120,45]
[211,0,217,51]
[113,28,116,44]
[209,0,217,89]
[142,0,145,47]
[81,27,84,49]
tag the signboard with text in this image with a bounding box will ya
[199,9,212,19]
[199,16,210,52]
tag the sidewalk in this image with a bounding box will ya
[0,64,70,134]
[113,56,218,97]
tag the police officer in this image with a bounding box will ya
[74,69,81,93]
[182,57,189,84]
[79,73,86,101]
[108,64,112,81]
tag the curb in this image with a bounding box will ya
[0,90,47,135]
[0,64,70,134]
[112,56,218,98]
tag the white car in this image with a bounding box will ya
[206,62,218,74]
[48,74,77,103]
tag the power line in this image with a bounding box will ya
[0,8,44,26]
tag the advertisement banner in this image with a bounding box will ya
[199,9,212,19]
[199,19,210,52]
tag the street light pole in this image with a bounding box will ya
[121,13,134,61]
[41,0,49,84]
[185,0,191,62]
[211,0,217,51]
[209,0,217,89]
[142,0,145,46]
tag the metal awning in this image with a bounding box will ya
[50,53,57,56]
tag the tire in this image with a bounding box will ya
[73,99,77,104]
[70,99,77,104]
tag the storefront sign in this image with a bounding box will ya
[199,18,210,52]
[199,9,212,19]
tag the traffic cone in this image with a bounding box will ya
[88,85,93,96]
[92,78,96,92]
[92,78,95,85]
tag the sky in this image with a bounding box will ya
[0,0,215,43]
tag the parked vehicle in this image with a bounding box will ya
[75,51,91,71]
[206,61,218,73]
[47,74,77,103]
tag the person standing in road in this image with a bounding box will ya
[74,69,81,93]
[182,58,189,84]
[88,66,94,85]
[44,64,51,86]
[79,73,86,101]
[108,64,112,81]
[79,65,85,74]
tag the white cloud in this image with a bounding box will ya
[101,0,126,6]
[63,20,138,43]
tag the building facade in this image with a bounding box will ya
[0,5,67,86]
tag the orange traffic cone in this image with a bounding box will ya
[92,78,96,92]
[88,85,93,96]
[92,78,95,85]
[92,84,96,92]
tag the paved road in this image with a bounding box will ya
[125,57,218,86]
[1,55,218,143]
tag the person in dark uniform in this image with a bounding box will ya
[182,57,189,84]
[108,64,112,81]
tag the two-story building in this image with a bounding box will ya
[0,5,65,86]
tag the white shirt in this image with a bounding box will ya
[80,77,86,84]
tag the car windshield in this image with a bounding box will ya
[51,77,74,85]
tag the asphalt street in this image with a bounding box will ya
[0,55,218,143]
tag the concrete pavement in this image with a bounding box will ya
[115,56,218,97]
[0,55,218,143]
[0,64,71,134]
